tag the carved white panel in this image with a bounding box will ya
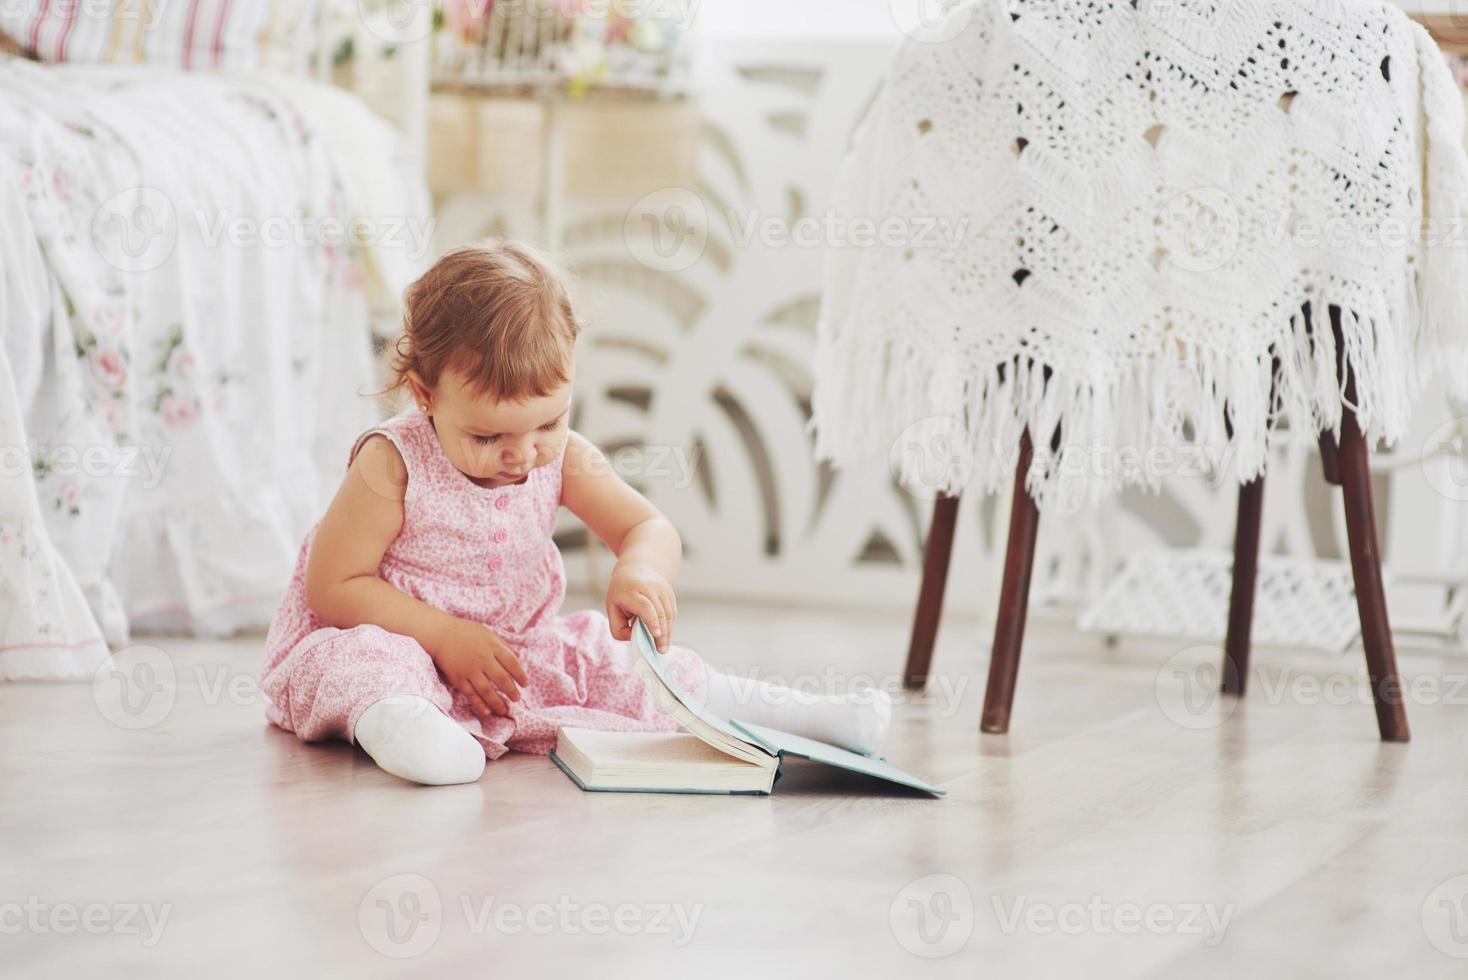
[431,37,1468,626]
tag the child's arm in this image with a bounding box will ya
[304,435,529,718]
[560,430,681,651]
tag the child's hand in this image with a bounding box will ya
[606,563,678,652]
[429,619,530,720]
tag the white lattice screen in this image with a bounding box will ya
[432,35,1468,632]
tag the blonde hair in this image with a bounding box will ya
[390,239,581,402]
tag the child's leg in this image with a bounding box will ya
[262,625,485,786]
[702,671,893,756]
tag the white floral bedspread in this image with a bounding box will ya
[0,57,430,679]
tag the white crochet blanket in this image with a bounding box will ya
[812,0,1468,510]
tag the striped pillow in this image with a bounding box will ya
[1,0,320,71]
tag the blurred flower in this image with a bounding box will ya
[90,349,128,391]
[160,393,198,428]
[168,348,195,381]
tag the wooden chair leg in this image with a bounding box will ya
[1318,432,1341,485]
[1222,476,1265,696]
[1337,405,1411,742]
[981,431,1041,735]
[903,493,961,690]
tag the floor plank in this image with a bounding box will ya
[3,597,1466,978]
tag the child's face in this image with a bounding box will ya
[420,369,573,488]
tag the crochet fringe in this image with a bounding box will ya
[811,8,1468,513]
[813,291,1424,513]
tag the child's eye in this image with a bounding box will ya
[471,434,499,445]
[540,419,563,432]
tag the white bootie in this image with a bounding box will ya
[848,686,894,757]
[353,695,486,786]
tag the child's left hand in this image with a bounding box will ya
[606,563,677,652]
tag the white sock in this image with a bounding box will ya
[702,672,893,756]
[353,695,486,786]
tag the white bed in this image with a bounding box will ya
[0,55,430,679]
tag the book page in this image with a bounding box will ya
[631,619,774,768]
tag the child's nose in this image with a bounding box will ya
[504,435,536,467]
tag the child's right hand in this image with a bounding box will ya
[429,619,530,720]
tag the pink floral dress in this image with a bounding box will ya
[260,408,711,759]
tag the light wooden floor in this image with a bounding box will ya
[4,598,1468,979]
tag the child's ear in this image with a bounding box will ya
[405,372,432,412]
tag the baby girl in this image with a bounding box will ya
[260,240,891,785]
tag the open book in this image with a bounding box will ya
[549,619,944,797]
